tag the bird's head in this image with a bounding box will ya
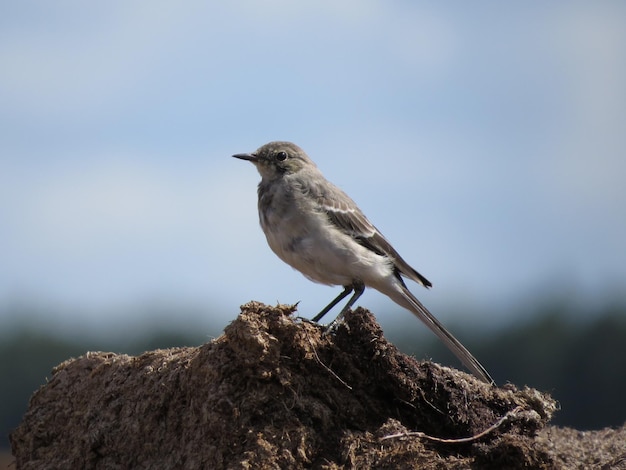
[232,141,314,180]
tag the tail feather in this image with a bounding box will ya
[386,282,494,385]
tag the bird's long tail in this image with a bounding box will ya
[385,282,494,385]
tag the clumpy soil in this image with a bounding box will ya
[10,302,626,469]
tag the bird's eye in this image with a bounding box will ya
[276,151,288,161]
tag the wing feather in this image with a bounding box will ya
[312,182,432,288]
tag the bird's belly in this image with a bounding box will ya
[264,216,392,287]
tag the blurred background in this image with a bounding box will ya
[1,0,625,459]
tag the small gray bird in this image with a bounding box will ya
[233,141,494,384]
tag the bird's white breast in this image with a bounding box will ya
[258,178,393,287]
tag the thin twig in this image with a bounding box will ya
[381,406,523,444]
[306,335,352,390]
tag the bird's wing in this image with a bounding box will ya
[314,182,432,288]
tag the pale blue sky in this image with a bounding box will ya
[1,1,625,335]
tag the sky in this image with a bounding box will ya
[1,1,625,336]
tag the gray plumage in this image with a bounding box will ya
[233,141,494,385]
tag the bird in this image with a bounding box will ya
[232,141,494,384]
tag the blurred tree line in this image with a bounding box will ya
[2,300,626,450]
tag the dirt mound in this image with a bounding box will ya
[10,302,626,469]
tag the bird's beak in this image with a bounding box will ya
[232,152,259,162]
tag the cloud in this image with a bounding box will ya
[546,3,626,208]
[1,2,625,320]
[0,2,208,117]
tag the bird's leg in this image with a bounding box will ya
[312,285,353,322]
[338,280,365,317]
[313,280,366,330]
[322,281,366,331]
